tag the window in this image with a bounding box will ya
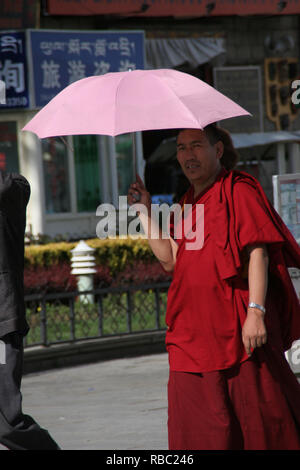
[73,135,101,212]
[42,137,71,214]
[0,121,19,173]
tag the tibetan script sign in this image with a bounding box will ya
[28,30,145,108]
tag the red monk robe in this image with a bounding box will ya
[166,167,300,450]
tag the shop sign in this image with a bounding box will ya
[28,30,145,108]
[0,31,29,109]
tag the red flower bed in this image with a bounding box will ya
[24,261,172,295]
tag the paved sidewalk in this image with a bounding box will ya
[19,353,169,450]
[1,351,299,451]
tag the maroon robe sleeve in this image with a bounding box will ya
[233,181,285,251]
[232,178,300,350]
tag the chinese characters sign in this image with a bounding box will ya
[0,31,29,108]
[0,30,145,110]
[29,30,145,108]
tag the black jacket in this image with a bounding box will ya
[0,172,30,337]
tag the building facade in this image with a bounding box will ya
[0,1,299,239]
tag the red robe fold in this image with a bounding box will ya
[213,168,300,352]
[166,168,300,373]
[166,167,300,450]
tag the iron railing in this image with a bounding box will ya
[23,282,170,348]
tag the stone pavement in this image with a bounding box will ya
[20,352,170,450]
[1,351,299,451]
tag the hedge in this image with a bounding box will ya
[24,237,172,294]
[25,236,156,275]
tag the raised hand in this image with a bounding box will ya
[127,174,151,210]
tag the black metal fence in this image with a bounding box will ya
[23,282,170,348]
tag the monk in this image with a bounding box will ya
[127,124,300,450]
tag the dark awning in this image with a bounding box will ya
[146,37,226,70]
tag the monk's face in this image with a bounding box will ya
[176,129,223,185]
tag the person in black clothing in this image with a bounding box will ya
[0,171,60,450]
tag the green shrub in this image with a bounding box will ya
[25,237,156,275]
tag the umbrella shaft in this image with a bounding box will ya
[132,132,136,180]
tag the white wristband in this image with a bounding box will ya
[248,302,266,314]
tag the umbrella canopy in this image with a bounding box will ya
[22,69,250,139]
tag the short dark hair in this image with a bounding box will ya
[203,123,221,146]
[176,124,220,144]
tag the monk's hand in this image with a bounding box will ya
[127,174,151,212]
[242,308,267,357]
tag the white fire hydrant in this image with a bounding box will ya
[71,240,96,303]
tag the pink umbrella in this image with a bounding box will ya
[22,69,250,179]
[22,68,250,138]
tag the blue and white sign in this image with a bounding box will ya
[29,29,145,108]
[0,31,29,108]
